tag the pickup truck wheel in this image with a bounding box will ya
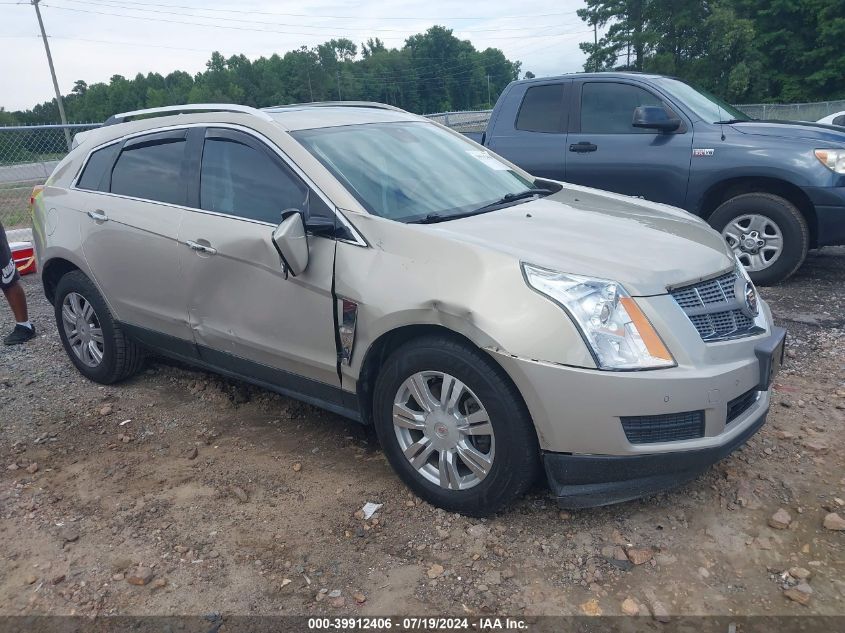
[373,335,540,516]
[708,193,808,285]
[54,270,145,384]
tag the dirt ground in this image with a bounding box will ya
[1,249,843,622]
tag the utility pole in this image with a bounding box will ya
[306,65,313,102]
[32,0,71,150]
[336,70,342,101]
[486,75,491,108]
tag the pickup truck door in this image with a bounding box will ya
[485,81,569,180]
[564,79,693,208]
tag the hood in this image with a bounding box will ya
[428,186,734,296]
[730,120,845,146]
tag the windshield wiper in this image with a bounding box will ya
[468,187,552,215]
[408,188,552,224]
[714,118,752,124]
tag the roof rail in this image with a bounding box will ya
[103,103,275,126]
[263,101,407,113]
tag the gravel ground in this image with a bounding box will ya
[1,248,843,620]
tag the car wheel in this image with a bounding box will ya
[373,335,540,516]
[54,270,144,384]
[708,193,808,285]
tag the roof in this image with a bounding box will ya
[99,102,423,135]
[516,71,668,85]
[264,103,423,131]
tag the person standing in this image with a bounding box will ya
[1,220,35,345]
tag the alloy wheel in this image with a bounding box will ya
[392,371,495,491]
[721,213,784,272]
[61,292,105,368]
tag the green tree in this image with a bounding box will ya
[577,0,845,103]
[12,26,525,122]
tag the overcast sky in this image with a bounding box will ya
[0,0,595,113]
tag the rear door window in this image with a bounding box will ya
[110,132,187,205]
[76,143,119,191]
[199,129,309,225]
[580,82,664,134]
[515,84,566,133]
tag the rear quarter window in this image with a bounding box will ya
[76,143,119,191]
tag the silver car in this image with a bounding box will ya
[33,103,786,516]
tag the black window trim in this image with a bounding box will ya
[69,123,367,247]
[570,79,687,135]
[513,81,569,134]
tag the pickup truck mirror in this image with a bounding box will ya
[632,106,681,133]
[272,210,309,277]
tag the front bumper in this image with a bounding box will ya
[803,186,845,247]
[543,404,767,508]
[489,315,785,507]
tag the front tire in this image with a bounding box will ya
[54,270,144,384]
[373,335,540,516]
[708,192,808,285]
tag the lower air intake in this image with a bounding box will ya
[621,410,705,445]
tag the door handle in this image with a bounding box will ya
[186,240,217,256]
[87,209,108,222]
[569,142,598,153]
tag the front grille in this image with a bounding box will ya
[727,389,759,424]
[670,270,760,341]
[671,271,736,309]
[621,410,705,444]
[688,310,755,339]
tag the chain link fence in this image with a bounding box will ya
[2,97,844,229]
[734,99,845,122]
[0,124,99,229]
[426,110,493,133]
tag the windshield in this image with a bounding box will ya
[292,121,534,223]
[652,77,751,123]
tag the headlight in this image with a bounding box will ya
[522,264,675,370]
[814,149,845,174]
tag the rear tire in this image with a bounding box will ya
[54,270,144,384]
[373,335,540,516]
[708,192,808,285]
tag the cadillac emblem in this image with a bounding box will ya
[743,281,759,318]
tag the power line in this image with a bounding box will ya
[49,0,582,21]
[54,0,586,34]
[41,2,589,40]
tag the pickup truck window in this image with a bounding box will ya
[516,84,565,133]
[652,77,750,123]
[581,83,664,134]
[293,121,533,224]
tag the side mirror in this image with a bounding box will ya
[632,106,681,133]
[272,211,309,276]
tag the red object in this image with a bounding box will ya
[10,242,36,275]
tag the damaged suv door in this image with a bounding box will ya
[177,126,344,412]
